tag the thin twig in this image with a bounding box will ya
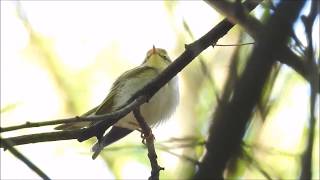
[133,107,164,180]
[1,96,146,133]
[243,142,300,158]
[158,146,200,165]
[97,137,204,152]
[1,136,51,180]
[1,118,83,132]
[81,138,203,165]
[242,149,273,180]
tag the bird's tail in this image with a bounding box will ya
[54,106,99,130]
[91,126,133,159]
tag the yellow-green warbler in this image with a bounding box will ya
[56,46,179,159]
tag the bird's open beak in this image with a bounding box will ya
[152,45,156,54]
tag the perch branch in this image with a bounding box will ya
[1,118,85,132]
[133,107,164,180]
[1,96,145,133]
[0,130,83,148]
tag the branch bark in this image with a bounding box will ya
[133,108,164,180]
[1,96,146,133]
[1,137,51,180]
[0,130,82,148]
[300,1,319,179]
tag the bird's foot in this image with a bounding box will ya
[140,128,154,145]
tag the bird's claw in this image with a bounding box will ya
[140,129,154,145]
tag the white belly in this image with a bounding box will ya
[114,77,179,130]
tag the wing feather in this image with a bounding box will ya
[55,65,158,131]
[94,65,158,115]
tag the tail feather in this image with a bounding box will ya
[91,126,133,159]
[54,106,99,130]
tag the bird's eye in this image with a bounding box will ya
[159,54,171,62]
[160,54,167,59]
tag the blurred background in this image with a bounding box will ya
[1,1,319,179]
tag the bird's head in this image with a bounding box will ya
[143,46,172,70]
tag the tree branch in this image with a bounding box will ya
[1,137,51,180]
[1,118,84,132]
[206,0,316,86]
[133,107,164,180]
[1,96,146,133]
[205,0,262,39]
[195,0,306,179]
[0,130,83,148]
[300,1,319,179]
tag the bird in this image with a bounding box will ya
[55,46,179,159]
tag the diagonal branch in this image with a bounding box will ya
[206,0,316,85]
[1,137,51,180]
[1,0,261,148]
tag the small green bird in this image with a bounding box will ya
[56,46,179,159]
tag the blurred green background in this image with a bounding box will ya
[1,1,319,179]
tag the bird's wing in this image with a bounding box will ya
[82,106,99,116]
[85,65,158,137]
[55,66,157,130]
[94,65,159,115]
